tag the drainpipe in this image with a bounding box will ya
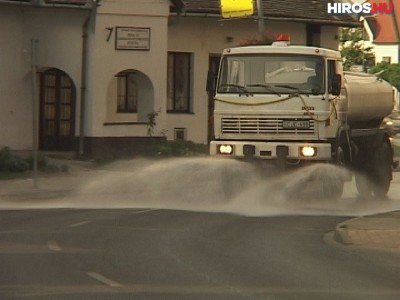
[31,39,39,188]
[78,0,101,158]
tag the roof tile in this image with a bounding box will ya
[172,0,359,26]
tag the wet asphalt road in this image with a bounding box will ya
[0,209,399,300]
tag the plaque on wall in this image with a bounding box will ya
[115,27,151,51]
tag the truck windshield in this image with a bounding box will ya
[217,54,324,95]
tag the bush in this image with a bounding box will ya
[0,147,56,174]
[0,147,30,172]
[24,153,48,170]
[156,140,208,157]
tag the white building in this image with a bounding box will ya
[0,0,359,158]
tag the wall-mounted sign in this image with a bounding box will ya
[115,27,151,51]
[220,0,254,18]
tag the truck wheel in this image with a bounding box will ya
[355,173,373,199]
[355,142,392,199]
[371,142,392,197]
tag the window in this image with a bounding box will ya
[167,52,192,113]
[174,128,186,141]
[217,55,324,94]
[306,24,321,47]
[382,56,391,63]
[327,60,336,93]
[116,71,138,113]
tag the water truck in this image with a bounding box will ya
[207,37,394,199]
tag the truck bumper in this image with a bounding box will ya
[210,140,332,161]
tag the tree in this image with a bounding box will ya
[339,27,375,71]
[370,61,400,90]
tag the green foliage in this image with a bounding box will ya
[156,140,208,157]
[25,153,48,170]
[0,147,30,172]
[339,27,375,71]
[0,147,58,176]
[369,62,400,90]
[147,111,159,136]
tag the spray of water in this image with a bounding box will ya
[68,157,400,217]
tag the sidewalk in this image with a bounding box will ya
[334,211,400,249]
[0,157,96,203]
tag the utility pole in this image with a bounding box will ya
[31,39,39,188]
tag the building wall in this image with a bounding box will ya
[0,7,28,150]
[373,44,399,63]
[86,0,170,139]
[0,5,88,150]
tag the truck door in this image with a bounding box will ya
[208,55,221,142]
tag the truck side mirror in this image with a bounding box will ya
[206,70,216,95]
[331,74,342,96]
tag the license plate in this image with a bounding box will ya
[282,120,310,129]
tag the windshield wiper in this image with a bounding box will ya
[220,84,253,96]
[247,84,281,97]
[274,85,310,97]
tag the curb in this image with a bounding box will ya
[333,216,364,245]
[333,227,352,245]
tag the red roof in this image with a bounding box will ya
[366,0,400,43]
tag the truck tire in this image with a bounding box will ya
[355,141,392,199]
[371,141,392,197]
[355,173,373,199]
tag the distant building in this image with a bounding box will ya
[363,0,400,64]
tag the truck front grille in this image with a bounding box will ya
[221,117,315,135]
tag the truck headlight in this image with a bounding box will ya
[218,144,233,155]
[300,146,316,157]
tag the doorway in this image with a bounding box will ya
[39,68,76,151]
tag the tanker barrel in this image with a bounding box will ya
[343,72,394,129]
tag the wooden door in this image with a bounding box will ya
[39,69,76,150]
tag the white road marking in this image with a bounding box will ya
[130,209,159,215]
[68,220,92,228]
[86,272,123,288]
[47,241,62,251]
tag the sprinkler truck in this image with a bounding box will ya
[207,36,394,199]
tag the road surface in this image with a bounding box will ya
[0,209,399,299]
